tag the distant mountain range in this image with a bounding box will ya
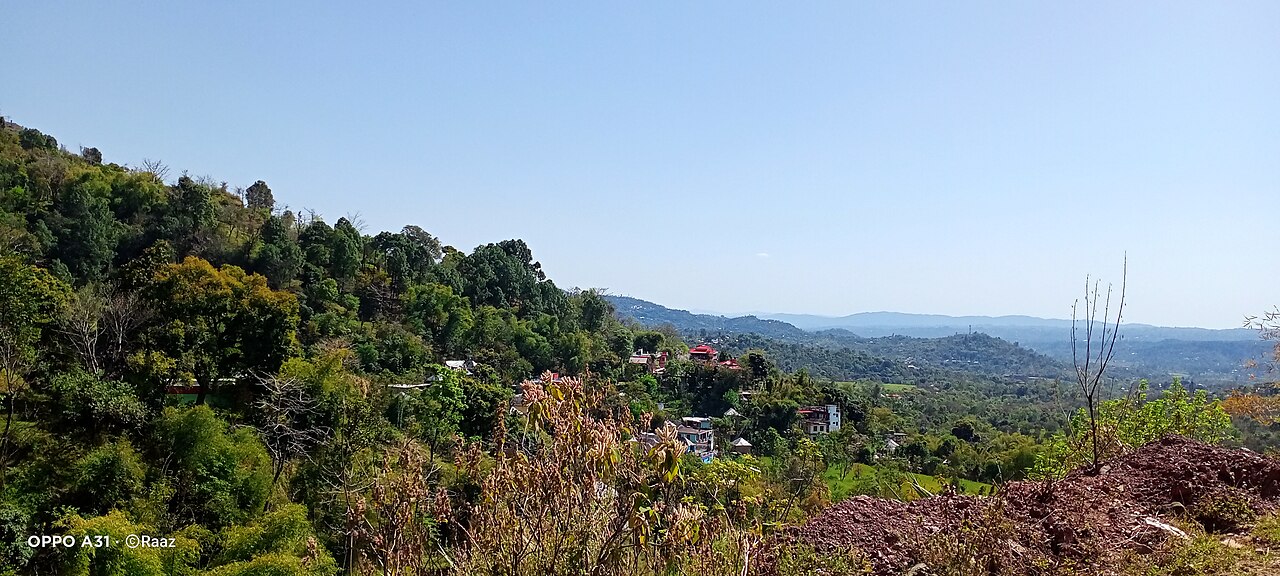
[605,296,810,340]
[606,295,1273,383]
[757,311,1256,343]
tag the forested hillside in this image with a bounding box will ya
[0,121,683,574]
[1,120,1275,576]
[609,295,1269,383]
[608,295,1066,377]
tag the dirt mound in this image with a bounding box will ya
[763,437,1280,575]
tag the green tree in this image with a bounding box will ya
[244,180,275,211]
[141,257,299,404]
[329,217,363,282]
[252,215,303,287]
[164,175,217,256]
[18,128,57,151]
[459,372,512,438]
[457,239,564,318]
[211,504,338,575]
[743,349,775,384]
[49,370,149,436]
[1107,379,1233,447]
[61,511,200,576]
[80,146,103,165]
[368,225,440,288]
[69,440,147,515]
[0,256,69,485]
[153,405,274,528]
[402,283,474,357]
[297,218,334,272]
[1032,378,1233,479]
[50,170,120,283]
[572,289,610,332]
[399,365,465,458]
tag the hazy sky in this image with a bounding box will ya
[4,2,1278,328]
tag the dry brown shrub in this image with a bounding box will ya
[448,372,758,576]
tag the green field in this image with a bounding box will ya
[834,381,918,393]
[822,463,990,501]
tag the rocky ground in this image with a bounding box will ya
[762,437,1280,575]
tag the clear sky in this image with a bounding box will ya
[4,2,1277,328]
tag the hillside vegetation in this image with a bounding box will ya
[608,295,1271,383]
[1,120,1276,576]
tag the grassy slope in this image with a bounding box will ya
[822,463,990,501]
[834,381,918,393]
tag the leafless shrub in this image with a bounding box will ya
[137,158,170,182]
[348,440,446,575]
[55,285,152,377]
[444,372,757,576]
[253,372,329,504]
[1070,256,1127,472]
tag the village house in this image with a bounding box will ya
[443,359,477,374]
[164,376,239,400]
[882,431,909,454]
[633,431,661,451]
[729,437,752,455]
[628,349,669,374]
[677,416,716,459]
[798,404,842,436]
[688,344,718,363]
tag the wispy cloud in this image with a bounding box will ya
[755,252,770,258]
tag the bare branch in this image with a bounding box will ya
[136,158,170,183]
[1070,255,1128,472]
[252,372,330,509]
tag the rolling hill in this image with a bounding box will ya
[607,295,1272,383]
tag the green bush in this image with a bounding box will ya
[153,406,273,528]
[1190,488,1257,533]
[71,439,146,515]
[214,504,336,575]
[60,511,200,576]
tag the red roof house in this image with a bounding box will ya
[689,344,718,362]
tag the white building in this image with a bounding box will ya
[799,405,842,435]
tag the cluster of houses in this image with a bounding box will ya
[628,350,669,373]
[660,401,844,460]
[630,343,741,374]
[688,344,741,370]
[401,345,869,463]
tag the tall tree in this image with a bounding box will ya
[403,283,474,357]
[142,257,299,404]
[251,215,303,287]
[297,218,334,273]
[244,180,275,211]
[165,175,217,256]
[330,217,363,282]
[0,255,70,485]
[51,171,120,284]
[368,225,441,288]
[458,239,563,317]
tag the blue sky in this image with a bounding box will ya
[4,2,1277,328]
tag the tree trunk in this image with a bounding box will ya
[196,375,209,405]
[0,392,15,487]
[265,461,285,512]
[1089,399,1101,473]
